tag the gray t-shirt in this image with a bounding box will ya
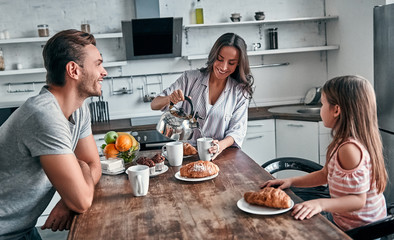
[0,86,91,239]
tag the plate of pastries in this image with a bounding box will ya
[183,142,197,158]
[175,160,219,182]
[237,187,294,215]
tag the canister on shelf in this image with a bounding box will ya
[81,23,91,33]
[268,28,278,49]
[37,24,49,37]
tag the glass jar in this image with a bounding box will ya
[81,23,91,33]
[37,24,49,37]
[268,28,278,49]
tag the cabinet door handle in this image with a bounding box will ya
[246,135,264,140]
[287,124,304,127]
[248,124,265,128]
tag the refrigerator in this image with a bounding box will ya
[374,4,394,204]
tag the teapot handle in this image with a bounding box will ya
[170,95,194,116]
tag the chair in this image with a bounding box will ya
[262,157,394,240]
[261,157,330,201]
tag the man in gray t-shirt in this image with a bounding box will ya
[0,30,107,239]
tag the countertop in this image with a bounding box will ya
[92,105,322,134]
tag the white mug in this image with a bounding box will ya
[197,138,220,161]
[162,141,183,166]
[126,165,149,197]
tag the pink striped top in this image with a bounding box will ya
[327,138,387,231]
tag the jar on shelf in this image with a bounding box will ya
[268,28,278,49]
[37,24,49,37]
[195,0,204,24]
[0,48,5,71]
[81,21,91,33]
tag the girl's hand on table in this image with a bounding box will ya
[260,179,292,190]
[291,199,323,220]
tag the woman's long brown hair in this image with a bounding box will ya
[323,75,387,193]
[200,32,254,99]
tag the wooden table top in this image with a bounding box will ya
[68,148,350,240]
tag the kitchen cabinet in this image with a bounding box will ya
[275,119,319,178]
[242,119,276,166]
[275,119,331,178]
[183,16,339,60]
[35,191,61,227]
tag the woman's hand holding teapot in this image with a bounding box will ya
[168,89,185,105]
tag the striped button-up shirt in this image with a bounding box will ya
[160,70,249,147]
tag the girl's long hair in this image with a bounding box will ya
[200,32,254,99]
[323,75,387,193]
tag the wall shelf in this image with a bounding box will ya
[0,32,123,45]
[184,45,339,60]
[184,16,338,29]
[0,61,127,76]
[183,16,338,44]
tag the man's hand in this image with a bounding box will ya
[41,199,75,231]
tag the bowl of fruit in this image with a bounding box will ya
[101,131,140,167]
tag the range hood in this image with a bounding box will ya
[134,0,160,18]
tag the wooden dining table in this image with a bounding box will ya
[67,148,351,240]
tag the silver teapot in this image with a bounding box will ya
[156,96,201,141]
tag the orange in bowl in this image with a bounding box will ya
[115,135,132,152]
[103,143,119,159]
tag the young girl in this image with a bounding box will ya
[261,75,388,231]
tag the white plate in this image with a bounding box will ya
[237,197,294,215]
[174,171,218,182]
[150,165,169,177]
[102,167,125,175]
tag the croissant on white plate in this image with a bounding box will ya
[180,160,219,178]
[183,142,197,155]
[244,187,292,209]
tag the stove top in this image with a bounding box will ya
[132,129,173,150]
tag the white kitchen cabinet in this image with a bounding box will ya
[35,191,61,227]
[275,119,332,178]
[242,119,276,166]
[275,119,319,178]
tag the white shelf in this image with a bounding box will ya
[0,61,127,76]
[184,45,339,60]
[0,32,123,45]
[184,16,338,29]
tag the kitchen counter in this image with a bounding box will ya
[92,105,322,134]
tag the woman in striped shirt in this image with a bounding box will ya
[261,75,388,231]
[151,33,254,157]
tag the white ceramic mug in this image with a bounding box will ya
[162,141,183,166]
[126,165,149,197]
[197,138,220,161]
